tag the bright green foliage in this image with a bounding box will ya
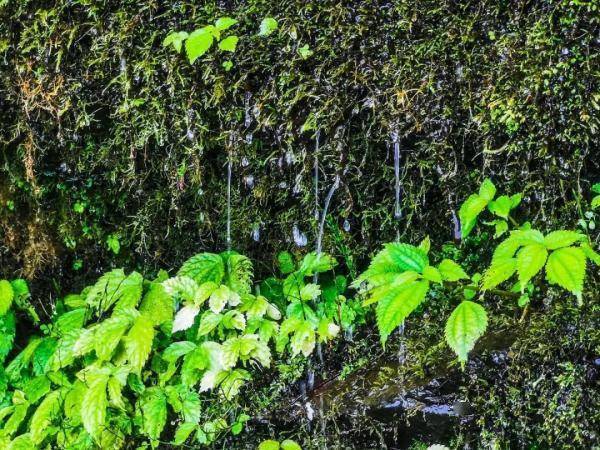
[0,280,14,316]
[258,439,302,450]
[164,17,239,64]
[359,182,599,364]
[259,18,279,36]
[445,301,488,366]
[0,251,351,448]
[592,184,600,209]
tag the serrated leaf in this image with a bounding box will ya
[163,276,198,302]
[7,434,35,450]
[163,341,197,362]
[259,440,281,450]
[125,314,155,371]
[215,17,238,31]
[0,280,14,316]
[139,387,167,442]
[581,243,600,265]
[545,246,586,299]
[218,35,238,52]
[172,305,200,333]
[445,301,487,365]
[591,196,600,209]
[208,285,229,313]
[54,308,86,334]
[93,315,132,360]
[516,244,548,290]
[173,422,197,445]
[185,29,213,64]
[290,321,316,357]
[543,230,586,250]
[459,194,489,238]
[163,31,189,52]
[487,195,512,219]
[438,259,469,281]
[478,178,496,201]
[482,257,517,290]
[259,17,278,36]
[178,253,225,285]
[29,389,62,443]
[81,373,108,438]
[386,243,429,272]
[300,283,321,301]
[222,310,246,331]
[376,280,429,343]
[139,283,173,326]
[197,311,223,336]
[422,265,442,283]
[277,251,295,274]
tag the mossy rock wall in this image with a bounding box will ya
[1,0,598,287]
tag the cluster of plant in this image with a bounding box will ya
[0,250,353,449]
[163,16,278,69]
[355,179,600,365]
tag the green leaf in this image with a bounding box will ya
[215,17,238,31]
[163,341,197,362]
[490,219,509,238]
[545,246,586,299]
[592,183,600,194]
[208,284,230,313]
[277,251,295,274]
[23,375,51,404]
[30,389,62,444]
[438,259,469,281]
[259,440,281,450]
[179,253,225,285]
[163,276,198,302]
[510,193,522,208]
[139,282,173,326]
[422,265,442,283]
[581,243,600,265]
[172,305,200,333]
[186,29,214,64]
[445,301,488,366]
[281,439,302,450]
[259,17,278,36]
[93,315,132,360]
[7,434,35,450]
[516,244,548,290]
[106,234,120,254]
[386,243,429,273]
[173,422,197,445]
[139,387,167,442]
[125,314,155,372]
[459,194,489,238]
[487,195,512,219]
[218,35,238,52]
[297,44,313,59]
[54,308,86,334]
[543,230,586,250]
[376,280,429,343]
[197,311,223,336]
[81,373,109,438]
[0,280,14,316]
[0,311,16,362]
[163,31,189,53]
[478,178,496,201]
[591,195,600,209]
[482,257,517,290]
[299,252,337,275]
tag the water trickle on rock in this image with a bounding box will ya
[243,175,254,189]
[244,92,252,128]
[391,130,402,222]
[293,224,308,247]
[316,175,340,258]
[314,130,321,221]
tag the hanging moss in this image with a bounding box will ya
[0,0,598,290]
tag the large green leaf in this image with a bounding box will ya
[185,29,214,64]
[218,35,238,52]
[445,301,488,365]
[376,280,429,343]
[482,257,517,290]
[139,283,173,326]
[545,246,586,300]
[139,387,167,443]
[93,315,132,360]
[29,389,62,444]
[516,244,548,289]
[178,253,225,284]
[258,17,278,36]
[125,314,155,372]
[438,259,469,281]
[543,230,586,250]
[386,243,429,272]
[459,194,489,238]
[81,373,109,438]
[478,178,497,201]
[487,195,512,219]
[0,280,14,316]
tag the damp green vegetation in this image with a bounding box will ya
[1,0,600,449]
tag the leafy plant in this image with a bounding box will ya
[356,179,600,366]
[0,250,354,448]
[258,438,302,450]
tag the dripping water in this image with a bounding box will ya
[314,130,321,220]
[293,224,308,247]
[315,175,340,259]
[391,130,405,363]
[226,153,232,252]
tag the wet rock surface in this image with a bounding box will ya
[306,331,516,447]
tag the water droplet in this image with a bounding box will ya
[285,150,294,165]
[343,219,351,232]
[244,92,252,127]
[293,224,308,247]
[245,133,253,144]
[278,181,288,189]
[243,175,254,189]
[241,156,250,167]
[251,225,260,242]
[186,129,195,141]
